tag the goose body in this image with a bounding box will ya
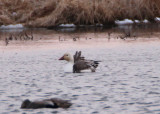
[59,51,100,73]
[64,61,74,72]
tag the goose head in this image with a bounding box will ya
[59,53,73,62]
[21,99,31,108]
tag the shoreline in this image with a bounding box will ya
[0,38,160,52]
[1,20,160,30]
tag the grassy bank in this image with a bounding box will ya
[0,0,160,27]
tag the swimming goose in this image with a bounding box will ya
[59,51,100,73]
[21,98,72,109]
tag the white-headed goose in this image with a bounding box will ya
[59,51,100,73]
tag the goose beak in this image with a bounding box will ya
[59,56,64,60]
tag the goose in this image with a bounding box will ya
[21,98,72,109]
[59,51,100,73]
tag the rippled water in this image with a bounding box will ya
[1,26,160,114]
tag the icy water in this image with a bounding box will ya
[0,25,160,114]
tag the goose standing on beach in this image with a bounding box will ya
[59,51,100,73]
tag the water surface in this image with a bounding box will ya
[0,25,160,114]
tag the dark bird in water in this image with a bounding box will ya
[21,98,72,109]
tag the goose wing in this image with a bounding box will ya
[73,51,85,63]
[73,51,100,73]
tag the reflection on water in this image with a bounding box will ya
[0,23,160,48]
[0,23,160,41]
[0,24,160,114]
